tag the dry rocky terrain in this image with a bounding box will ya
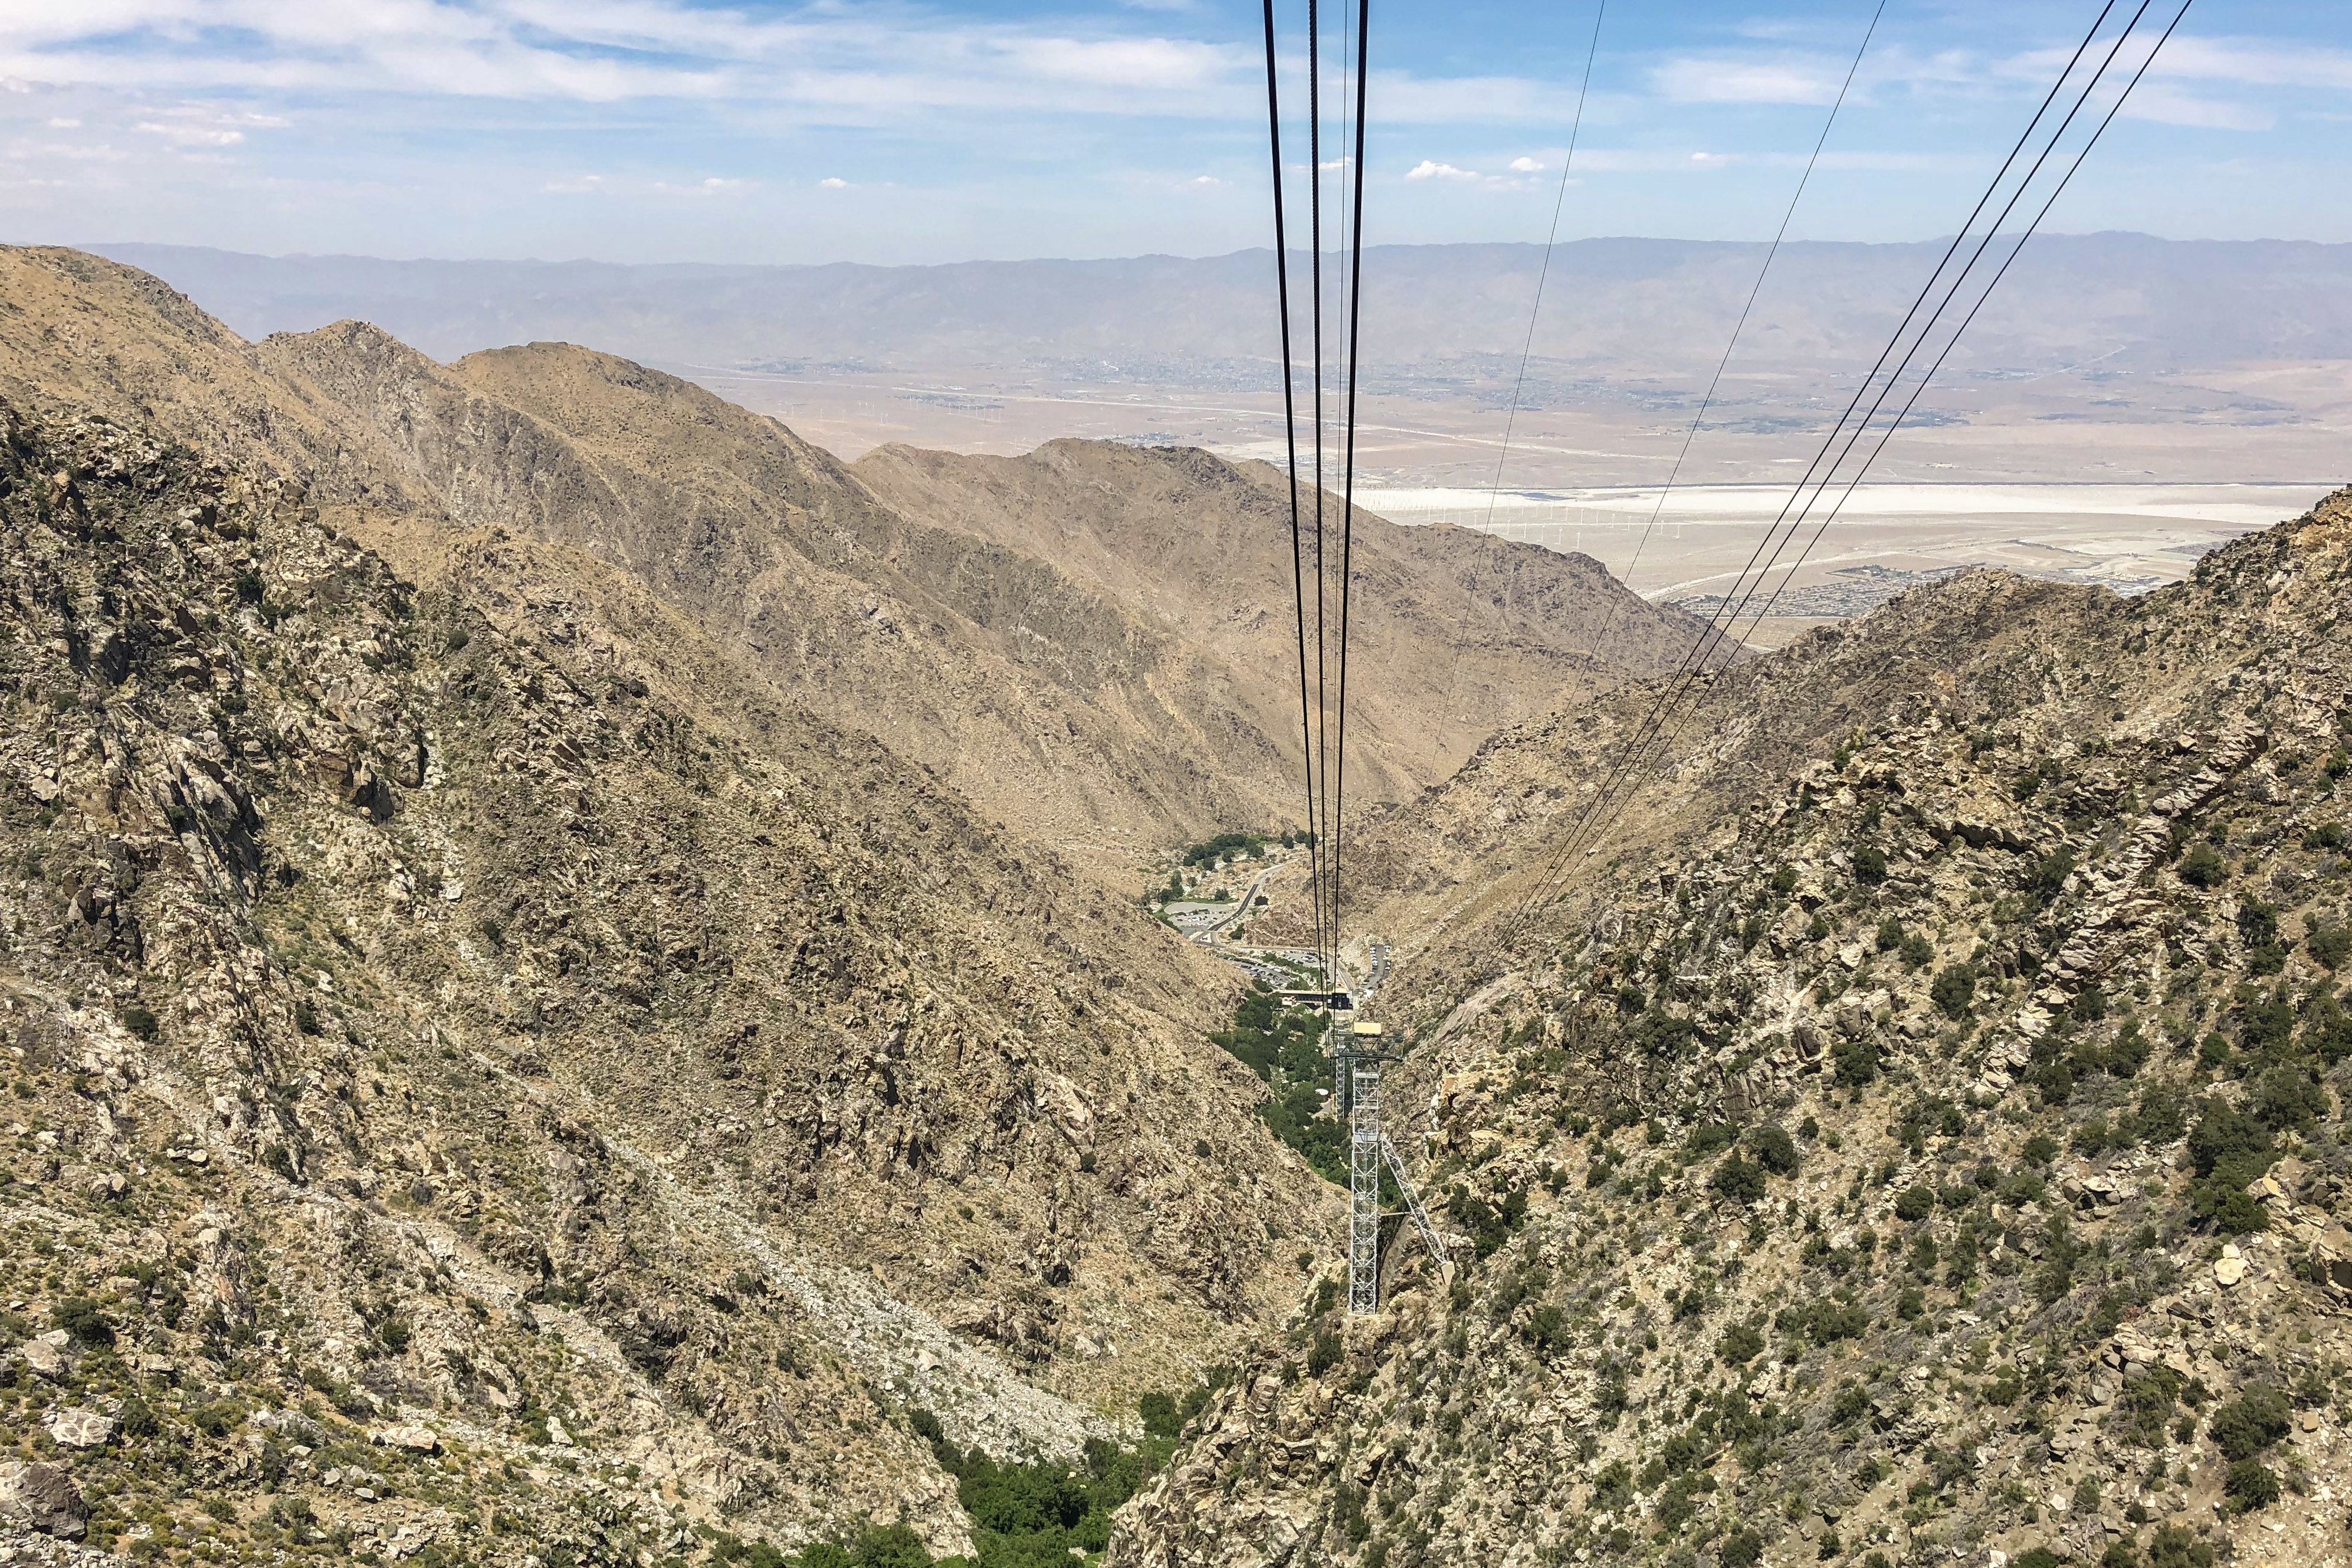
[0,396,1336,1562]
[0,247,1709,1565]
[1113,490,2352,1568]
[8,240,2349,1568]
[0,246,1716,883]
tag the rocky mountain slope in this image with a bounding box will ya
[854,439,1723,806]
[0,245,1715,877]
[0,396,1353,1560]
[1113,490,2352,1568]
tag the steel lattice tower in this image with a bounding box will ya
[1347,1048,1383,1314]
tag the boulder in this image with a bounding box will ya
[373,1422,439,1454]
[0,1459,89,1539]
[20,1328,71,1379]
[44,1408,116,1448]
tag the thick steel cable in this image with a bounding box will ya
[1307,0,1337,992]
[1485,0,2137,952]
[1621,0,2151,691]
[1262,0,1329,983]
[1331,0,1371,998]
[1562,0,2164,912]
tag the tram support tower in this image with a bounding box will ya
[1347,1019,1385,1314]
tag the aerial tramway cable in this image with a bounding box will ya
[1737,0,2197,646]
[1490,0,2180,954]
[1261,0,1330,983]
[1436,1,1606,726]
[1330,0,1371,998]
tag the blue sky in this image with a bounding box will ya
[1,0,2346,264]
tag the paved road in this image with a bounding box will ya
[1188,863,1278,945]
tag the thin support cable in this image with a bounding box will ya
[1535,1,2188,961]
[1591,0,1883,641]
[1437,0,1605,726]
[1741,0,2194,642]
[1480,0,1605,537]
[1485,0,2138,953]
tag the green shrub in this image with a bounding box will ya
[1930,966,1976,1020]
[2187,1100,2278,1196]
[120,1003,160,1041]
[2125,1084,2188,1146]
[2305,989,2352,1063]
[1833,1035,1881,1087]
[1137,1392,1181,1441]
[1306,1333,1343,1377]
[52,1296,114,1347]
[2146,1526,2213,1568]
[1526,1304,1570,1358]
[1684,1122,1738,1160]
[2222,1458,2279,1514]
[1717,1323,1764,1366]
[1853,846,1887,885]
[1749,1123,1800,1177]
[2207,1385,2289,1461]
[1711,1154,1767,1204]
[1894,1185,1936,1223]
[2178,844,2228,888]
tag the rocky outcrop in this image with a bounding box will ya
[1115,487,2352,1568]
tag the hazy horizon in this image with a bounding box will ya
[53,227,2352,272]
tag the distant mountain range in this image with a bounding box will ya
[86,234,2352,388]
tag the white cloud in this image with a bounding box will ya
[2140,35,2352,90]
[1651,57,1839,106]
[1508,156,1544,173]
[545,173,605,193]
[1688,151,1731,168]
[1002,36,1232,91]
[138,120,242,146]
[2118,87,2274,132]
[0,0,1568,140]
[1403,158,1535,192]
[654,175,749,196]
[1372,70,1569,124]
[1188,173,1219,186]
[819,176,848,188]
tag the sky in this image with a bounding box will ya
[1,0,2347,265]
